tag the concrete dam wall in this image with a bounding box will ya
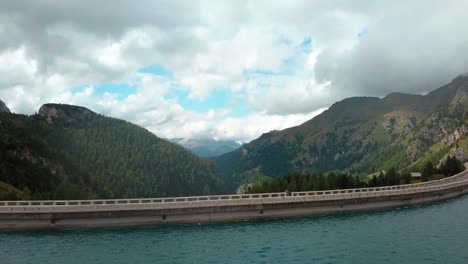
[1,170,468,230]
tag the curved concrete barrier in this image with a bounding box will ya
[1,170,468,229]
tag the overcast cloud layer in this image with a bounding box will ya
[1,1,467,142]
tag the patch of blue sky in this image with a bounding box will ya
[243,36,312,80]
[71,83,137,100]
[138,64,173,78]
[282,56,298,67]
[281,55,304,75]
[281,39,312,71]
[71,85,88,93]
[94,83,137,99]
[256,82,272,89]
[243,69,293,79]
[175,88,248,117]
[357,28,367,38]
[226,93,249,117]
[300,37,312,53]
[177,89,228,112]
[229,104,248,117]
[278,34,294,46]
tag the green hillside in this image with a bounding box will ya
[213,75,468,191]
[0,104,225,200]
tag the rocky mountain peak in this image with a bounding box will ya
[448,78,468,115]
[38,103,95,124]
[0,99,11,113]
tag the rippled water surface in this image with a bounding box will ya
[1,195,468,264]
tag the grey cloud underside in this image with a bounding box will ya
[0,0,206,83]
[2,1,468,99]
[1,1,200,36]
[315,1,468,99]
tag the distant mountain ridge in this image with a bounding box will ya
[170,138,241,157]
[0,103,225,200]
[213,75,468,190]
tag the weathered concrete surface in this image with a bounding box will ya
[1,171,468,230]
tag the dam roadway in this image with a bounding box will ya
[2,170,468,230]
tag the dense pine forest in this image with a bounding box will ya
[0,104,225,200]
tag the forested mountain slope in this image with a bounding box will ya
[170,138,241,157]
[213,75,468,190]
[0,104,225,200]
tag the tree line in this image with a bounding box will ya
[248,156,465,194]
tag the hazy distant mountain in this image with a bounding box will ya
[0,103,225,200]
[170,138,241,157]
[213,75,468,190]
[0,99,10,113]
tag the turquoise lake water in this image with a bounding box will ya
[1,195,468,264]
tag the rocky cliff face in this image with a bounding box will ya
[38,103,94,124]
[0,99,10,113]
[448,77,468,115]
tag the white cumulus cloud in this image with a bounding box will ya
[0,0,467,142]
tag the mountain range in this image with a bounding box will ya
[0,104,225,199]
[213,75,468,190]
[170,138,241,157]
[1,74,468,198]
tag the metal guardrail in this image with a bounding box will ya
[291,169,468,196]
[1,170,467,212]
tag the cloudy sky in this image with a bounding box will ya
[1,1,468,142]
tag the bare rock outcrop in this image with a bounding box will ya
[0,99,10,113]
[38,103,95,124]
